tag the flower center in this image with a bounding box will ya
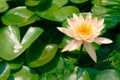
[77,23,92,36]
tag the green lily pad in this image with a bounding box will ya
[95,69,120,80]
[52,0,68,8]
[84,68,100,80]
[1,6,37,27]
[36,4,59,21]
[36,54,60,73]
[8,54,24,70]
[0,26,20,60]
[36,0,79,22]
[0,1,9,12]
[66,67,90,80]
[53,6,80,21]
[0,26,43,60]
[25,0,40,6]
[70,0,88,4]
[39,73,57,80]
[0,61,10,80]
[8,66,39,80]
[26,44,58,67]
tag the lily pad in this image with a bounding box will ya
[0,26,43,60]
[26,44,58,67]
[36,0,79,21]
[0,61,10,80]
[8,54,24,70]
[70,0,88,4]
[95,69,120,80]
[0,1,9,12]
[25,0,40,6]
[1,6,37,27]
[8,66,39,80]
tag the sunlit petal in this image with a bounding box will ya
[92,17,98,25]
[79,13,84,22]
[57,27,74,37]
[57,27,81,40]
[84,42,97,62]
[73,13,80,23]
[62,40,83,52]
[97,18,104,26]
[85,12,92,23]
[94,37,113,44]
[95,20,105,31]
[67,18,77,28]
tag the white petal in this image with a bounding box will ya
[84,43,97,62]
[85,12,92,23]
[91,17,98,26]
[57,27,81,40]
[79,13,84,22]
[94,37,113,44]
[73,13,80,23]
[95,19,104,30]
[62,40,83,52]
[67,18,77,28]
[57,27,74,37]
[97,18,104,26]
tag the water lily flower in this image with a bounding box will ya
[57,12,113,62]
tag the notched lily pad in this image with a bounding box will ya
[0,26,43,60]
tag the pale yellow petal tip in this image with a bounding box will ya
[102,38,113,44]
[108,40,113,44]
[73,13,78,17]
[56,27,65,32]
[56,27,61,30]
[100,18,104,23]
[88,12,92,16]
[93,58,97,63]
[90,54,97,62]
[61,49,66,52]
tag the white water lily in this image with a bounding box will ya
[57,12,113,62]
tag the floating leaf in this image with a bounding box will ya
[70,0,88,4]
[92,0,120,6]
[0,26,20,60]
[1,6,37,27]
[95,69,120,80]
[7,54,24,70]
[37,54,60,73]
[26,44,58,67]
[36,0,79,21]
[0,61,10,80]
[52,0,68,8]
[84,68,100,80]
[0,1,9,12]
[8,66,39,80]
[25,0,40,6]
[53,6,80,21]
[39,73,57,80]
[0,26,43,60]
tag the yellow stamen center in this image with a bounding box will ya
[77,23,92,36]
